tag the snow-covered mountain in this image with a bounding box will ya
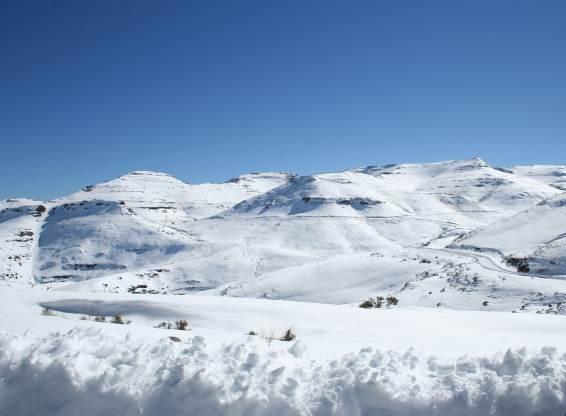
[4,158,566,416]
[1,158,565,313]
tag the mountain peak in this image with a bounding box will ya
[119,170,185,180]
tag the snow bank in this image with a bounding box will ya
[1,328,565,416]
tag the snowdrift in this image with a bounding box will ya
[1,328,565,416]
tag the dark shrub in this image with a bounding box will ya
[386,296,399,306]
[359,296,385,309]
[506,257,530,273]
[281,329,296,342]
[175,320,188,330]
[359,298,375,308]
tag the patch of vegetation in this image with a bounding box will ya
[360,296,399,309]
[359,298,376,308]
[41,307,55,316]
[155,319,189,331]
[128,284,159,294]
[506,257,530,273]
[175,320,188,330]
[386,296,399,306]
[111,314,125,324]
[280,328,296,342]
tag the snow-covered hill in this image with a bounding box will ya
[1,158,565,311]
[3,158,566,415]
[513,164,566,190]
[454,192,566,276]
[62,170,292,222]
[0,199,46,284]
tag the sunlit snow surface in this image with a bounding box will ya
[2,159,566,415]
[2,290,566,415]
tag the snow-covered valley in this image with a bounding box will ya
[2,158,566,415]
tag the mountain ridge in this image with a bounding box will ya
[1,158,565,315]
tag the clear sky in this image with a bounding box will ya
[1,0,565,200]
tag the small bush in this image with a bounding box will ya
[156,320,188,330]
[281,329,296,342]
[111,314,124,324]
[35,205,47,214]
[386,296,399,306]
[94,316,106,322]
[506,257,530,273]
[359,296,385,309]
[41,307,54,316]
[482,301,489,307]
[359,299,375,308]
[247,330,258,336]
[175,320,188,331]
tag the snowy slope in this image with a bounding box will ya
[454,193,566,275]
[1,158,565,306]
[0,199,45,285]
[63,170,292,222]
[224,158,560,246]
[357,158,558,214]
[226,158,558,219]
[3,288,566,415]
[513,164,566,190]
[4,159,566,415]
[31,171,291,284]
[36,199,195,283]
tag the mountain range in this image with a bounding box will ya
[2,158,565,313]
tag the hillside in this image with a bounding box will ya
[3,158,566,416]
[454,193,566,276]
[1,158,565,314]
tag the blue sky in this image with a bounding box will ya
[1,0,565,200]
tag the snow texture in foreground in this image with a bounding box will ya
[1,328,565,416]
